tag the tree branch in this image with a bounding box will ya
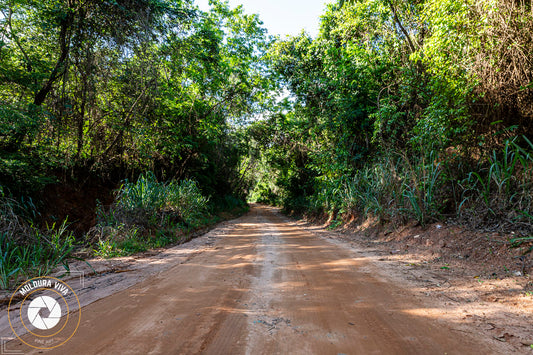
[3,7,33,72]
[99,86,149,159]
[33,9,74,106]
[387,0,417,53]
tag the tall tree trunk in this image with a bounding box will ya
[76,94,86,159]
[387,0,416,54]
[33,11,74,106]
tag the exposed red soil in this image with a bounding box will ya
[312,212,533,282]
[40,180,115,236]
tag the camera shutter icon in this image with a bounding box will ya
[27,296,62,330]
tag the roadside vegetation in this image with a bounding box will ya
[0,0,261,289]
[91,173,213,258]
[0,188,75,289]
[246,0,533,253]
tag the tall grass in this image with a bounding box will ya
[401,151,442,225]
[113,172,209,227]
[460,137,533,221]
[307,136,533,249]
[0,220,76,289]
[0,187,77,289]
[0,185,28,238]
[92,172,210,257]
[313,151,443,226]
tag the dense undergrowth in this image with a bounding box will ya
[0,188,76,289]
[307,137,533,234]
[0,174,248,289]
[90,172,245,258]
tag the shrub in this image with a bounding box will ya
[91,172,210,257]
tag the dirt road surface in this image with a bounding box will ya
[6,205,510,354]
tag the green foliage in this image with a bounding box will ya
[459,137,533,224]
[0,0,271,201]
[92,172,211,257]
[0,219,76,289]
[216,194,249,213]
[113,172,209,228]
[93,238,121,259]
[401,151,443,225]
[344,158,404,221]
[0,185,26,237]
[307,150,444,226]
[247,0,533,243]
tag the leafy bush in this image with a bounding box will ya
[249,182,280,205]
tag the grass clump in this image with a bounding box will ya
[0,217,76,289]
[92,172,210,258]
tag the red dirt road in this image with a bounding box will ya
[8,206,499,354]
